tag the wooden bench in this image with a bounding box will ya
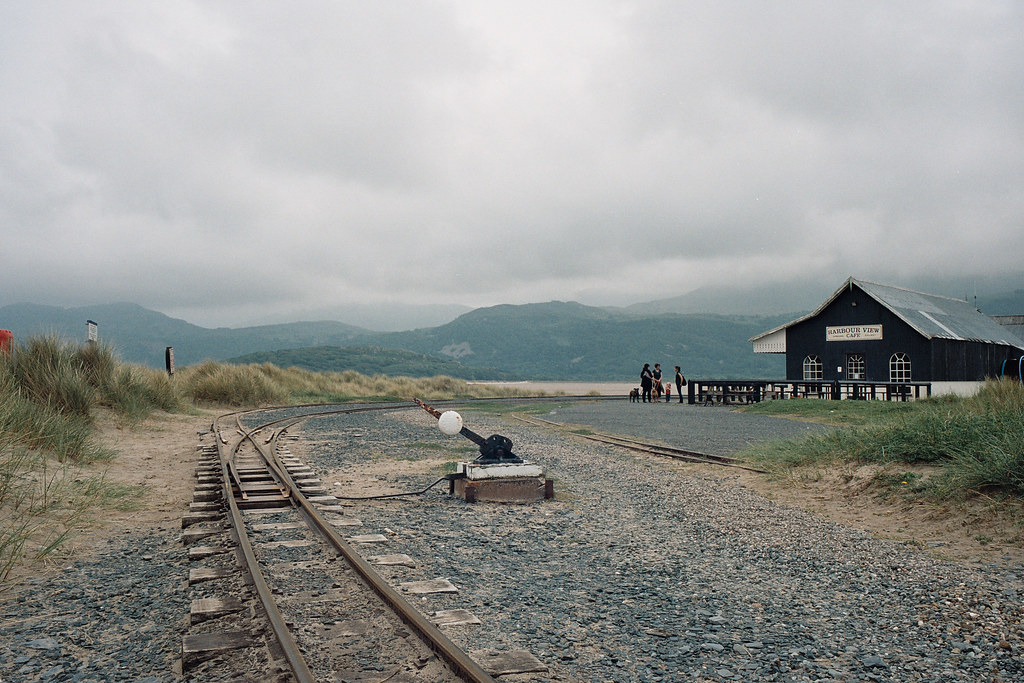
[703,390,756,405]
[702,391,722,406]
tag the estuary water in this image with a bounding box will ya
[468,380,634,396]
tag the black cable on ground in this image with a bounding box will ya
[334,475,453,500]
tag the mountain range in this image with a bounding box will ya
[0,300,790,380]
[2,281,1020,381]
[629,277,1024,317]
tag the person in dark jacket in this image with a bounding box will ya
[674,365,686,403]
[640,363,653,403]
[652,363,663,401]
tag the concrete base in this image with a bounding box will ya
[458,461,545,480]
[454,475,554,504]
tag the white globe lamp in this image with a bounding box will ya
[437,410,463,436]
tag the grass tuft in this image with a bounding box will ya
[742,379,1024,501]
[178,361,537,406]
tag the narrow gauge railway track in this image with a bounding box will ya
[182,406,497,682]
[171,396,1024,683]
[182,396,613,679]
[511,413,768,473]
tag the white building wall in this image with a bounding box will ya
[929,381,987,397]
[752,328,786,354]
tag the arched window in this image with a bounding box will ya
[803,355,823,381]
[890,353,911,382]
[847,354,865,380]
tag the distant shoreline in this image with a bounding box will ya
[468,380,633,396]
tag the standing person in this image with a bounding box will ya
[664,382,671,403]
[674,365,686,403]
[640,363,653,403]
[652,364,663,401]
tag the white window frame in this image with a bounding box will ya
[847,353,865,380]
[890,352,911,382]
[803,355,823,381]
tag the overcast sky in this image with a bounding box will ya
[2,1,1022,328]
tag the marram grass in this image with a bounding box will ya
[0,337,538,581]
[176,361,534,405]
[743,379,1024,499]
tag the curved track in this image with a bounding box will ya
[184,395,761,679]
[511,413,767,473]
[202,404,496,681]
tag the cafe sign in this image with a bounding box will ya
[826,325,882,341]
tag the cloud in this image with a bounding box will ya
[1,1,1022,327]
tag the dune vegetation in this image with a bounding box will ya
[0,335,529,583]
[741,379,1024,501]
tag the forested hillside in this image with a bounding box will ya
[226,345,521,380]
[0,302,368,367]
[365,302,788,380]
[1,301,789,380]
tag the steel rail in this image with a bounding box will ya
[213,414,315,683]
[204,395,621,680]
[512,413,769,473]
[233,394,617,434]
[237,409,498,683]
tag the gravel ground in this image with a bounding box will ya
[1,401,1021,682]
[301,402,1023,682]
[0,531,188,682]
[534,399,827,456]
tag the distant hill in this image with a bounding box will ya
[628,277,1024,317]
[0,300,790,380]
[257,302,474,331]
[6,277,1019,380]
[980,289,1024,316]
[625,280,821,316]
[359,301,790,380]
[0,302,369,368]
[226,345,522,380]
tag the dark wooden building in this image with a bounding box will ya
[750,278,1024,385]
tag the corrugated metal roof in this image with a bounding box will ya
[992,315,1024,342]
[750,277,1024,349]
[856,279,1024,346]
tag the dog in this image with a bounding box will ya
[629,387,640,402]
